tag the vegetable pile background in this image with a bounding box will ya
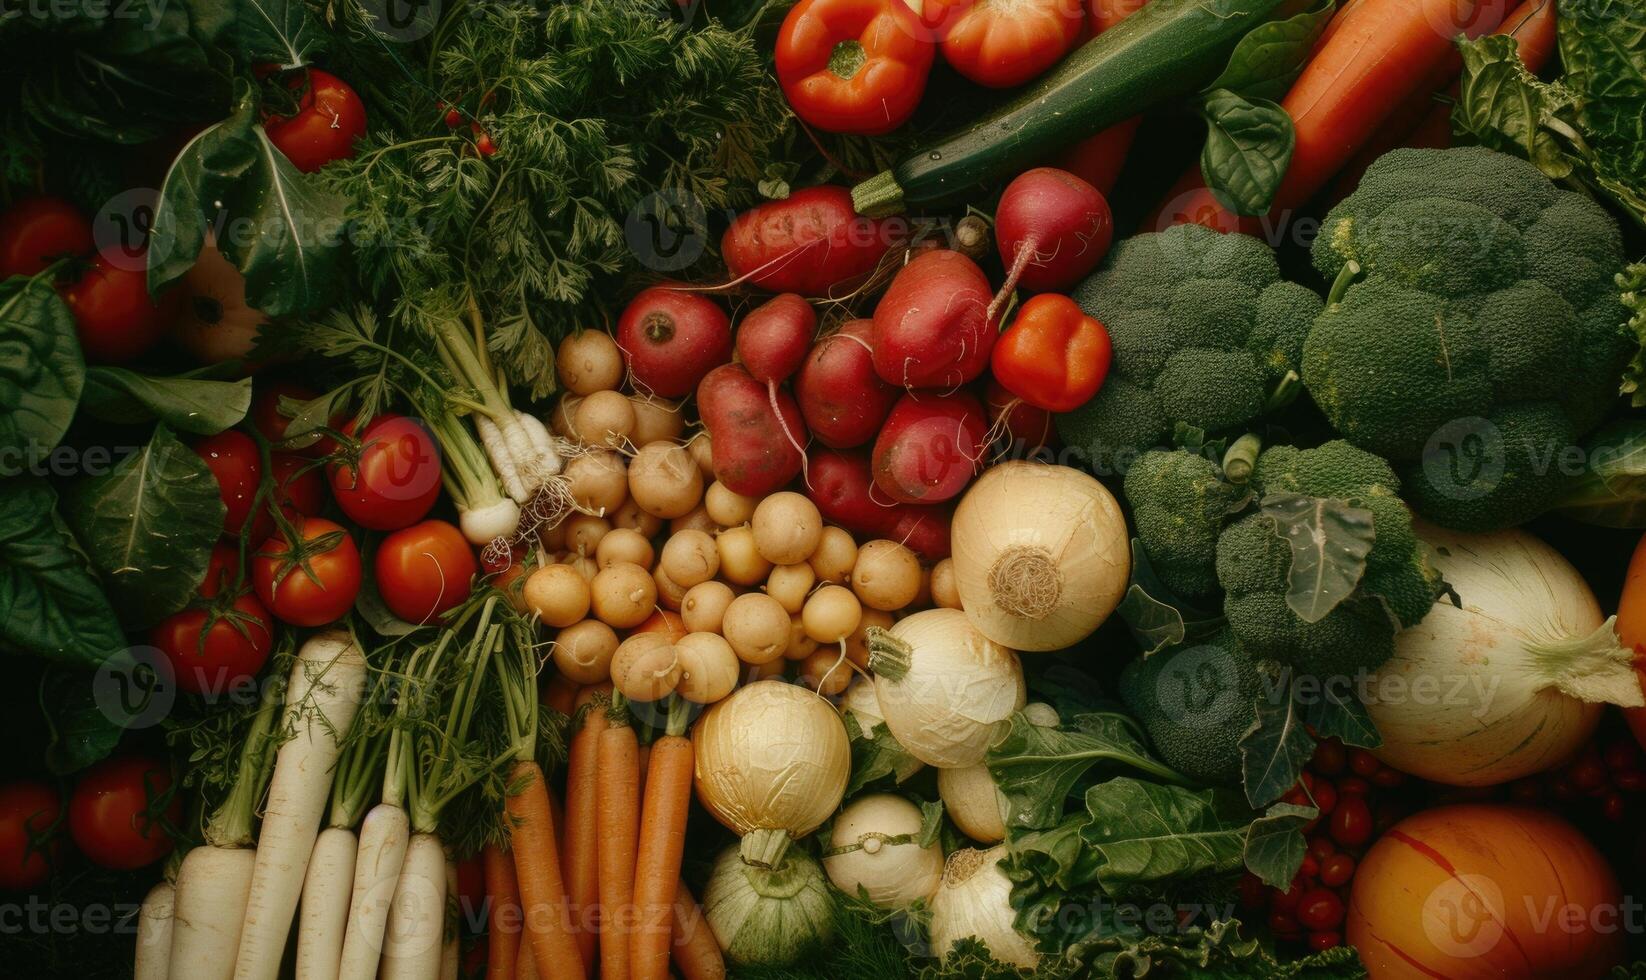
[3,0,1646,978]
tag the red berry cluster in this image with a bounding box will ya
[1238,740,1411,951]
[1507,737,1643,822]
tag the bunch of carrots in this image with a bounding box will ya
[485,678,724,980]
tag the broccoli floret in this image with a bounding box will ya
[1119,628,1263,786]
[1124,449,1245,600]
[1057,224,1323,470]
[1305,146,1630,530]
[1215,441,1444,675]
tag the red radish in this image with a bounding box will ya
[984,377,1054,450]
[697,364,808,497]
[796,319,900,449]
[871,250,996,389]
[736,293,815,384]
[991,168,1113,319]
[887,503,952,561]
[807,447,895,538]
[721,186,900,297]
[871,389,988,505]
[616,287,732,398]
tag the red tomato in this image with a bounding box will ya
[249,452,328,541]
[374,520,477,623]
[59,254,175,363]
[923,0,1085,88]
[1328,795,1373,848]
[149,594,274,696]
[200,541,241,598]
[328,415,442,531]
[250,381,330,455]
[195,430,263,537]
[253,517,363,627]
[68,756,178,871]
[0,196,93,278]
[263,68,368,173]
[0,781,61,891]
[1295,888,1345,931]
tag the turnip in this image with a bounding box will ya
[704,480,758,527]
[751,491,823,565]
[595,527,654,570]
[551,619,619,685]
[887,501,953,562]
[698,364,808,497]
[807,527,859,584]
[721,185,899,297]
[852,540,922,612]
[807,447,895,539]
[871,250,996,389]
[556,330,625,395]
[988,167,1113,320]
[716,524,774,586]
[616,286,732,398]
[589,561,657,629]
[822,794,943,908]
[134,881,174,980]
[765,563,816,614]
[233,631,368,980]
[681,581,735,634]
[611,633,682,701]
[872,390,988,505]
[628,441,704,519]
[928,847,1039,969]
[795,319,900,449]
[628,395,685,446]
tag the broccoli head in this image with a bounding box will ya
[1119,628,1263,787]
[1304,146,1630,530]
[1124,449,1246,601]
[1056,224,1323,471]
[1216,442,1444,676]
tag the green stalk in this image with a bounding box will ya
[1222,434,1263,484]
[426,410,505,513]
[204,679,284,848]
[1326,260,1361,306]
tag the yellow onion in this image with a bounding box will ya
[693,680,850,867]
[950,461,1130,651]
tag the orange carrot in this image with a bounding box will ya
[636,743,652,799]
[596,722,641,980]
[1614,534,1646,751]
[516,943,538,980]
[484,842,523,980]
[629,730,694,980]
[506,759,585,980]
[671,879,726,980]
[563,690,607,974]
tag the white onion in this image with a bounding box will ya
[822,794,943,907]
[868,609,1025,769]
[1369,524,1645,785]
[950,461,1130,650]
[693,680,850,866]
[938,765,1006,844]
[928,846,1039,970]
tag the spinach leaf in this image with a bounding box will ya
[62,424,225,630]
[1078,779,1264,896]
[1455,34,1577,178]
[1199,90,1295,217]
[1206,0,1335,102]
[41,668,125,774]
[1558,0,1646,193]
[233,0,326,68]
[149,82,347,316]
[1261,493,1375,624]
[81,367,251,435]
[987,711,1186,832]
[0,477,124,666]
[0,278,84,477]
[844,712,922,797]
[998,815,1103,952]
[1239,675,1314,807]
[1300,675,1381,749]
[1116,539,1226,656]
[1243,802,1316,888]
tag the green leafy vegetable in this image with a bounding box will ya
[1552,417,1646,527]
[1238,676,1313,807]
[987,712,1188,832]
[1242,802,1316,888]
[80,367,252,435]
[845,712,923,796]
[1300,678,1381,749]
[0,477,123,666]
[40,668,125,774]
[1200,90,1295,218]
[1260,493,1374,624]
[233,0,325,69]
[0,278,84,477]
[1204,0,1335,101]
[61,424,225,630]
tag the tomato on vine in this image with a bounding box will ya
[252,516,363,627]
[0,196,93,279]
[150,593,274,696]
[374,519,478,623]
[67,756,178,871]
[195,430,263,538]
[327,414,442,531]
[0,781,62,891]
[59,253,176,364]
[263,68,368,173]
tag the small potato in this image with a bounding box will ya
[668,505,718,537]
[800,648,851,696]
[552,619,619,685]
[524,564,591,628]
[573,389,635,448]
[629,396,686,446]
[845,607,894,669]
[802,585,861,644]
[675,632,739,704]
[930,558,961,610]
[784,615,818,661]
[550,392,584,440]
[910,565,933,609]
[654,563,687,611]
[566,553,599,583]
[680,581,735,634]
[589,561,657,629]
[751,492,823,565]
[686,431,715,481]
[610,497,663,538]
[852,539,921,611]
[716,525,772,586]
[807,526,858,584]
[565,450,628,515]
[660,530,719,588]
[765,563,815,615]
[629,441,704,519]
[557,331,624,395]
[596,527,655,570]
[703,481,758,527]
[752,657,787,680]
[610,633,680,702]
[564,513,611,557]
[722,592,791,665]
[538,519,568,553]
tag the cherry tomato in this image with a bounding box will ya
[1270,876,1305,914]
[1347,749,1381,777]
[263,68,368,173]
[1604,739,1640,773]
[374,520,477,623]
[1310,738,1347,776]
[1300,854,1319,879]
[1319,853,1356,888]
[67,756,178,871]
[59,253,175,363]
[1602,792,1627,821]
[1370,766,1405,789]
[1614,770,1645,793]
[0,781,61,891]
[1268,911,1301,937]
[475,132,497,157]
[250,381,328,454]
[1307,931,1342,952]
[0,196,93,278]
[328,415,442,531]
[1306,835,1336,863]
[195,430,263,537]
[249,453,328,542]
[1296,888,1345,931]
[150,593,274,696]
[1329,794,1373,849]
[1335,775,1370,797]
[1311,778,1338,816]
[253,517,363,627]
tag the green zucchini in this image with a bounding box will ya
[850,0,1290,216]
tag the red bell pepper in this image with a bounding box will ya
[775,0,937,136]
[990,294,1112,413]
[923,0,1086,89]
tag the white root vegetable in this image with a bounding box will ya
[938,765,1007,845]
[822,794,944,908]
[458,497,522,546]
[133,880,174,980]
[171,847,258,980]
[378,832,448,980]
[233,631,368,980]
[336,803,412,980]
[475,414,530,503]
[295,826,359,980]
[516,409,563,477]
[928,847,1039,969]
